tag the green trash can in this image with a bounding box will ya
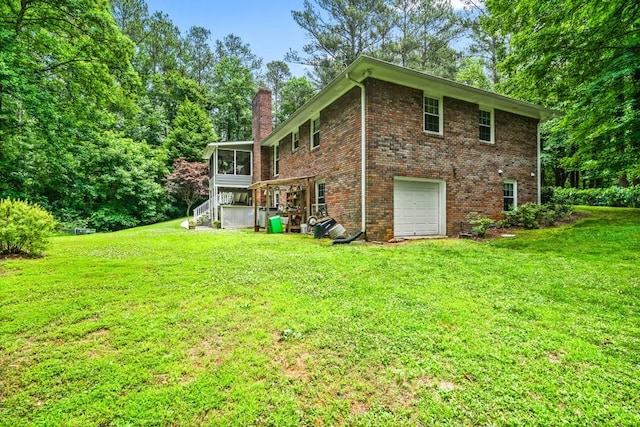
[269,216,283,233]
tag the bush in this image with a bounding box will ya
[0,198,56,256]
[500,203,573,230]
[467,214,494,238]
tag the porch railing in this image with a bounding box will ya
[193,199,210,221]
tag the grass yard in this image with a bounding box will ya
[1,207,639,426]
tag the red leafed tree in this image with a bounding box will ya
[164,158,209,217]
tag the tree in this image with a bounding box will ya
[264,61,292,126]
[277,77,317,124]
[165,99,217,163]
[388,0,465,78]
[486,0,640,186]
[137,11,181,79]
[215,34,263,80]
[455,57,492,90]
[182,26,215,86]
[462,0,508,86]
[111,0,149,44]
[210,57,255,141]
[289,0,396,85]
[164,158,209,217]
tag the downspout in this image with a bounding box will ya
[537,122,541,204]
[347,73,367,235]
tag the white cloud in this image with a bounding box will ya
[450,0,466,9]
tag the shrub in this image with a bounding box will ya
[467,214,494,238]
[0,198,56,256]
[500,203,573,230]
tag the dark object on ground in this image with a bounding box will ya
[314,218,336,238]
[332,231,364,245]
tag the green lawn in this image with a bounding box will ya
[1,207,639,426]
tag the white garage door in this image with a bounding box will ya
[394,179,441,237]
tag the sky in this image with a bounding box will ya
[144,0,466,77]
[144,0,311,75]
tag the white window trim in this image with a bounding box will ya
[503,179,517,211]
[479,107,495,144]
[273,144,279,177]
[423,94,443,136]
[310,116,320,150]
[291,129,300,153]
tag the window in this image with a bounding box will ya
[292,129,300,152]
[273,144,279,177]
[218,149,251,176]
[235,151,251,175]
[311,117,320,148]
[503,180,517,211]
[424,96,442,134]
[316,180,325,205]
[479,109,493,142]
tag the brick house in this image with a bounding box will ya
[203,55,558,241]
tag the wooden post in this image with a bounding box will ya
[253,188,259,232]
[266,185,271,233]
[305,177,311,223]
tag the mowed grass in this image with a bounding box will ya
[1,207,639,426]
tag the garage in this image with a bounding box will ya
[394,178,445,237]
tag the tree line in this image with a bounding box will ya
[0,0,315,230]
[1,0,637,231]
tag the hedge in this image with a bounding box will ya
[544,186,640,208]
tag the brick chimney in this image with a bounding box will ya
[252,87,272,183]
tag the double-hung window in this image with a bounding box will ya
[479,108,494,143]
[503,180,517,211]
[292,129,300,152]
[424,96,442,134]
[311,117,320,149]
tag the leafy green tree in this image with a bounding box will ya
[487,0,640,186]
[74,132,168,231]
[165,99,217,162]
[277,77,317,124]
[211,57,255,141]
[455,57,492,90]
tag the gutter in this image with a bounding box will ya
[347,73,367,236]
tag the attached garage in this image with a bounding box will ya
[393,178,446,237]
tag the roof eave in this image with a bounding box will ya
[203,141,253,160]
[261,56,561,147]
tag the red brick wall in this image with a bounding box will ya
[365,78,538,241]
[268,87,363,232]
[259,79,539,242]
